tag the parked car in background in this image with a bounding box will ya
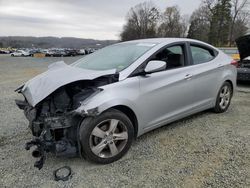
[46,49,66,57]
[0,49,10,54]
[78,49,86,55]
[85,48,96,54]
[236,34,250,81]
[65,49,78,56]
[16,38,237,169]
[11,50,30,57]
[219,48,240,61]
[45,49,54,57]
[29,49,41,57]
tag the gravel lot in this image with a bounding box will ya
[0,54,250,188]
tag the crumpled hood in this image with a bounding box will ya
[21,61,116,107]
[236,34,250,60]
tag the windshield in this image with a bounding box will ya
[72,42,156,71]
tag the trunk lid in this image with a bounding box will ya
[235,34,250,61]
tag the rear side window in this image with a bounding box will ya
[190,46,215,65]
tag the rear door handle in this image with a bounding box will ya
[218,64,224,68]
[184,74,193,80]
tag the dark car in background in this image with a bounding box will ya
[85,48,96,54]
[29,49,41,57]
[236,35,250,82]
[64,49,79,56]
[46,49,66,57]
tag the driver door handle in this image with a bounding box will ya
[184,74,193,80]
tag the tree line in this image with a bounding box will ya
[120,0,249,47]
[0,36,116,49]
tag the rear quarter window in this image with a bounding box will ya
[190,45,216,65]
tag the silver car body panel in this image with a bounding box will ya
[74,39,236,137]
[21,38,237,137]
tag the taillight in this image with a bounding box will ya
[231,60,239,68]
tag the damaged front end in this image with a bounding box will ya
[15,62,118,169]
[16,94,81,169]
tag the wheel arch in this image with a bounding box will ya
[224,79,234,95]
[107,105,139,139]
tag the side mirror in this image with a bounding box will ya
[144,60,166,74]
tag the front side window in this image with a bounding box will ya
[190,46,215,65]
[149,45,185,70]
[72,42,156,72]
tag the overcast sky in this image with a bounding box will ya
[0,0,201,40]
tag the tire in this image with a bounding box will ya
[213,82,233,113]
[79,109,134,164]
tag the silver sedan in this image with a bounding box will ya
[16,38,237,167]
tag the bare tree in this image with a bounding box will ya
[204,0,249,45]
[203,0,218,12]
[120,2,160,41]
[181,15,190,37]
[187,5,211,42]
[158,6,188,37]
[203,0,232,46]
[229,0,249,46]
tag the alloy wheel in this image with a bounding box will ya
[219,85,231,109]
[89,119,128,158]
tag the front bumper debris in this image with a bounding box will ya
[16,99,80,169]
[25,129,78,169]
[25,138,47,170]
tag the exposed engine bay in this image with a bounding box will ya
[15,74,118,169]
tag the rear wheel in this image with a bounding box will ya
[79,109,134,164]
[213,82,233,113]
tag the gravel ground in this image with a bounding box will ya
[0,54,250,188]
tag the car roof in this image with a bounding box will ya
[122,38,206,44]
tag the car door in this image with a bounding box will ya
[137,43,197,130]
[184,43,222,107]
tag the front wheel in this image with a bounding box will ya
[79,109,134,164]
[213,82,233,113]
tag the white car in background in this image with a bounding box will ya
[78,49,86,55]
[11,50,30,57]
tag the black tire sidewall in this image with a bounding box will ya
[79,109,134,164]
[214,82,233,113]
